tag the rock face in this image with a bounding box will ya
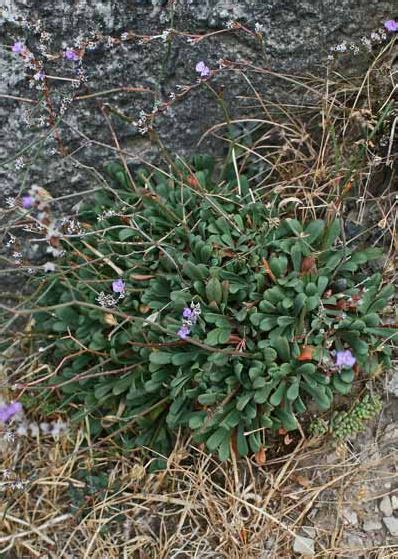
[0,1,393,203]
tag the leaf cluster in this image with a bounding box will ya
[31,156,396,460]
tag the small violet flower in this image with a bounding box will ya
[335,349,356,369]
[182,307,194,320]
[22,195,34,209]
[0,402,23,423]
[12,41,24,54]
[177,324,191,340]
[384,20,398,32]
[195,61,210,78]
[178,302,201,339]
[33,70,45,81]
[112,278,125,294]
[64,49,80,61]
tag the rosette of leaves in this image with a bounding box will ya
[31,156,397,462]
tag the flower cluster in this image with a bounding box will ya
[329,26,388,60]
[177,302,201,340]
[11,40,46,90]
[335,349,356,369]
[64,48,80,61]
[133,109,151,135]
[96,291,117,308]
[20,186,66,258]
[1,469,29,492]
[97,209,120,222]
[16,418,69,439]
[384,19,398,32]
[195,61,210,78]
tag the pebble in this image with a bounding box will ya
[342,508,358,526]
[265,536,275,550]
[293,535,315,556]
[387,370,398,397]
[379,496,393,516]
[362,518,382,532]
[391,496,398,510]
[345,533,363,551]
[302,526,316,538]
[381,425,398,445]
[325,452,338,464]
[383,516,398,537]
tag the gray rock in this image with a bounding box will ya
[362,518,382,532]
[387,370,398,397]
[345,533,364,550]
[379,496,393,517]
[383,516,398,537]
[380,425,398,448]
[0,0,394,298]
[391,496,398,511]
[342,508,358,526]
[293,535,315,556]
[0,0,394,201]
[302,526,316,538]
[265,536,275,550]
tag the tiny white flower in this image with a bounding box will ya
[16,424,28,436]
[5,197,16,208]
[15,157,25,170]
[43,262,56,272]
[40,422,50,434]
[29,422,40,437]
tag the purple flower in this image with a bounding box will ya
[195,61,210,78]
[64,49,79,61]
[0,402,22,423]
[22,195,34,209]
[182,307,194,320]
[12,41,24,54]
[112,279,125,294]
[177,324,191,340]
[33,70,45,81]
[335,350,356,369]
[384,20,398,32]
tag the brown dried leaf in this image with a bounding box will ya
[295,474,311,488]
[255,446,267,465]
[298,345,314,361]
[104,313,117,326]
[131,274,156,281]
[301,256,316,274]
[284,434,293,445]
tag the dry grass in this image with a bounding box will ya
[0,422,397,558]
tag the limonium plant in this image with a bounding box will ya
[30,156,396,462]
